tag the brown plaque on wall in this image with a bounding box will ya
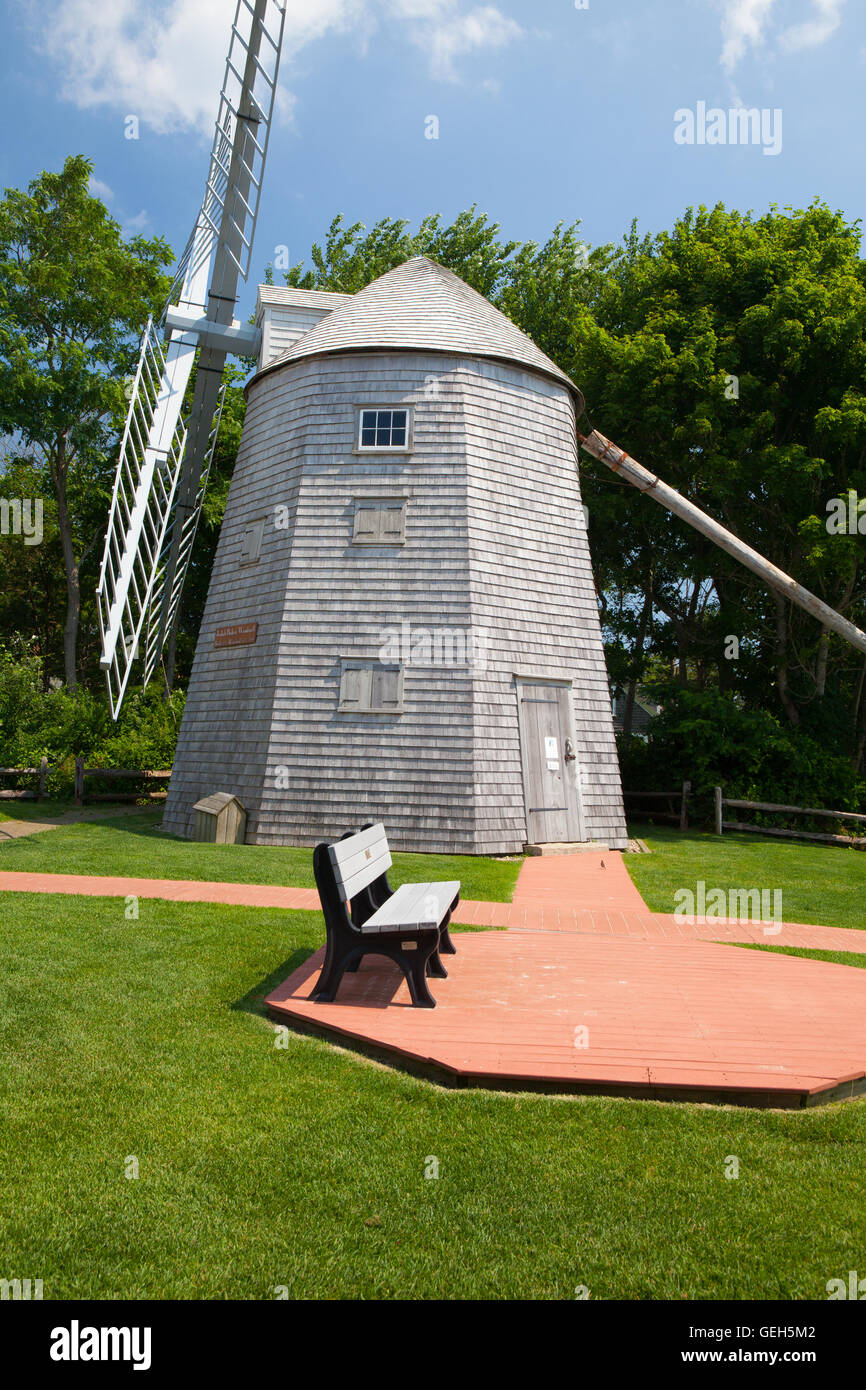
[214,622,258,649]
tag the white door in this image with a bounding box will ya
[516,679,584,844]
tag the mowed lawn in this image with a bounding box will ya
[2,887,866,1300]
[0,801,76,824]
[625,825,866,933]
[0,809,522,903]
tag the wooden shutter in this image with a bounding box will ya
[240,519,265,565]
[380,504,406,542]
[353,505,380,543]
[353,501,406,543]
[371,666,402,711]
[339,665,373,710]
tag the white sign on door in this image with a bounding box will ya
[544,736,559,771]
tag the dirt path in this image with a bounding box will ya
[0,805,157,841]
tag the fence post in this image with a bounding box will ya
[714,786,723,836]
[680,780,691,832]
[74,757,84,807]
[38,756,47,801]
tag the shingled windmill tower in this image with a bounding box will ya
[161,258,628,853]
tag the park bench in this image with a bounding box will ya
[312,823,459,1008]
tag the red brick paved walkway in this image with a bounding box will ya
[3,852,864,1104]
[267,933,866,1107]
[2,854,862,954]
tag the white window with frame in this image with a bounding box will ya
[352,499,407,545]
[356,407,413,453]
[338,661,404,714]
[239,518,266,566]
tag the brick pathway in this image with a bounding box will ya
[267,934,866,1107]
[0,852,863,953]
[3,849,864,1104]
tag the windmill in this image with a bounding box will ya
[97,0,287,718]
[95,2,865,852]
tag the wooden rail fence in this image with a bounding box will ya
[73,759,172,807]
[714,787,866,849]
[623,781,692,831]
[0,758,49,801]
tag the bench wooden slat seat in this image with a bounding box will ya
[360,880,460,933]
[312,824,460,1008]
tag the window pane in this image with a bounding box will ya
[359,408,411,449]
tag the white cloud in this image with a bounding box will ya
[388,1,523,82]
[123,210,152,236]
[719,0,777,74]
[88,176,115,204]
[86,171,149,237]
[23,0,524,135]
[780,0,844,53]
[719,0,846,73]
[428,7,524,82]
[24,0,367,136]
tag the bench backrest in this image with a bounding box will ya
[327,823,392,904]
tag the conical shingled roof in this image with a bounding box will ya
[257,256,583,406]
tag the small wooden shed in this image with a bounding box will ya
[192,792,247,844]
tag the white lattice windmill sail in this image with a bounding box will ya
[97,0,287,718]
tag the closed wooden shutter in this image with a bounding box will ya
[352,501,406,543]
[240,518,266,564]
[353,505,380,542]
[371,666,402,710]
[380,504,406,542]
[339,665,372,710]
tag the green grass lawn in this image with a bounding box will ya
[0,799,76,824]
[625,825,866,932]
[0,809,522,903]
[738,944,866,970]
[2,888,865,1300]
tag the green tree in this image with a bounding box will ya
[281,208,519,298]
[572,202,866,762]
[0,449,65,682]
[0,155,172,687]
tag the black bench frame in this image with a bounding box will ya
[312,827,458,1008]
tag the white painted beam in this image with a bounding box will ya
[163,306,261,356]
[580,429,866,658]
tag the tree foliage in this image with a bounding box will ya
[3,167,866,797]
[0,155,172,686]
[571,202,866,763]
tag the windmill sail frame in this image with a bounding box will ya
[97,0,287,718]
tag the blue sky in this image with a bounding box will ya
[2,0,865,324]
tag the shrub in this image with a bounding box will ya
[618,689,863,821]
[0,643,184,797]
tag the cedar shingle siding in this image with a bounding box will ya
[162,259,627,852]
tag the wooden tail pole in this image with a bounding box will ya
[578,429,866,658]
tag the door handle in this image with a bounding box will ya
[564,738,576,762]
